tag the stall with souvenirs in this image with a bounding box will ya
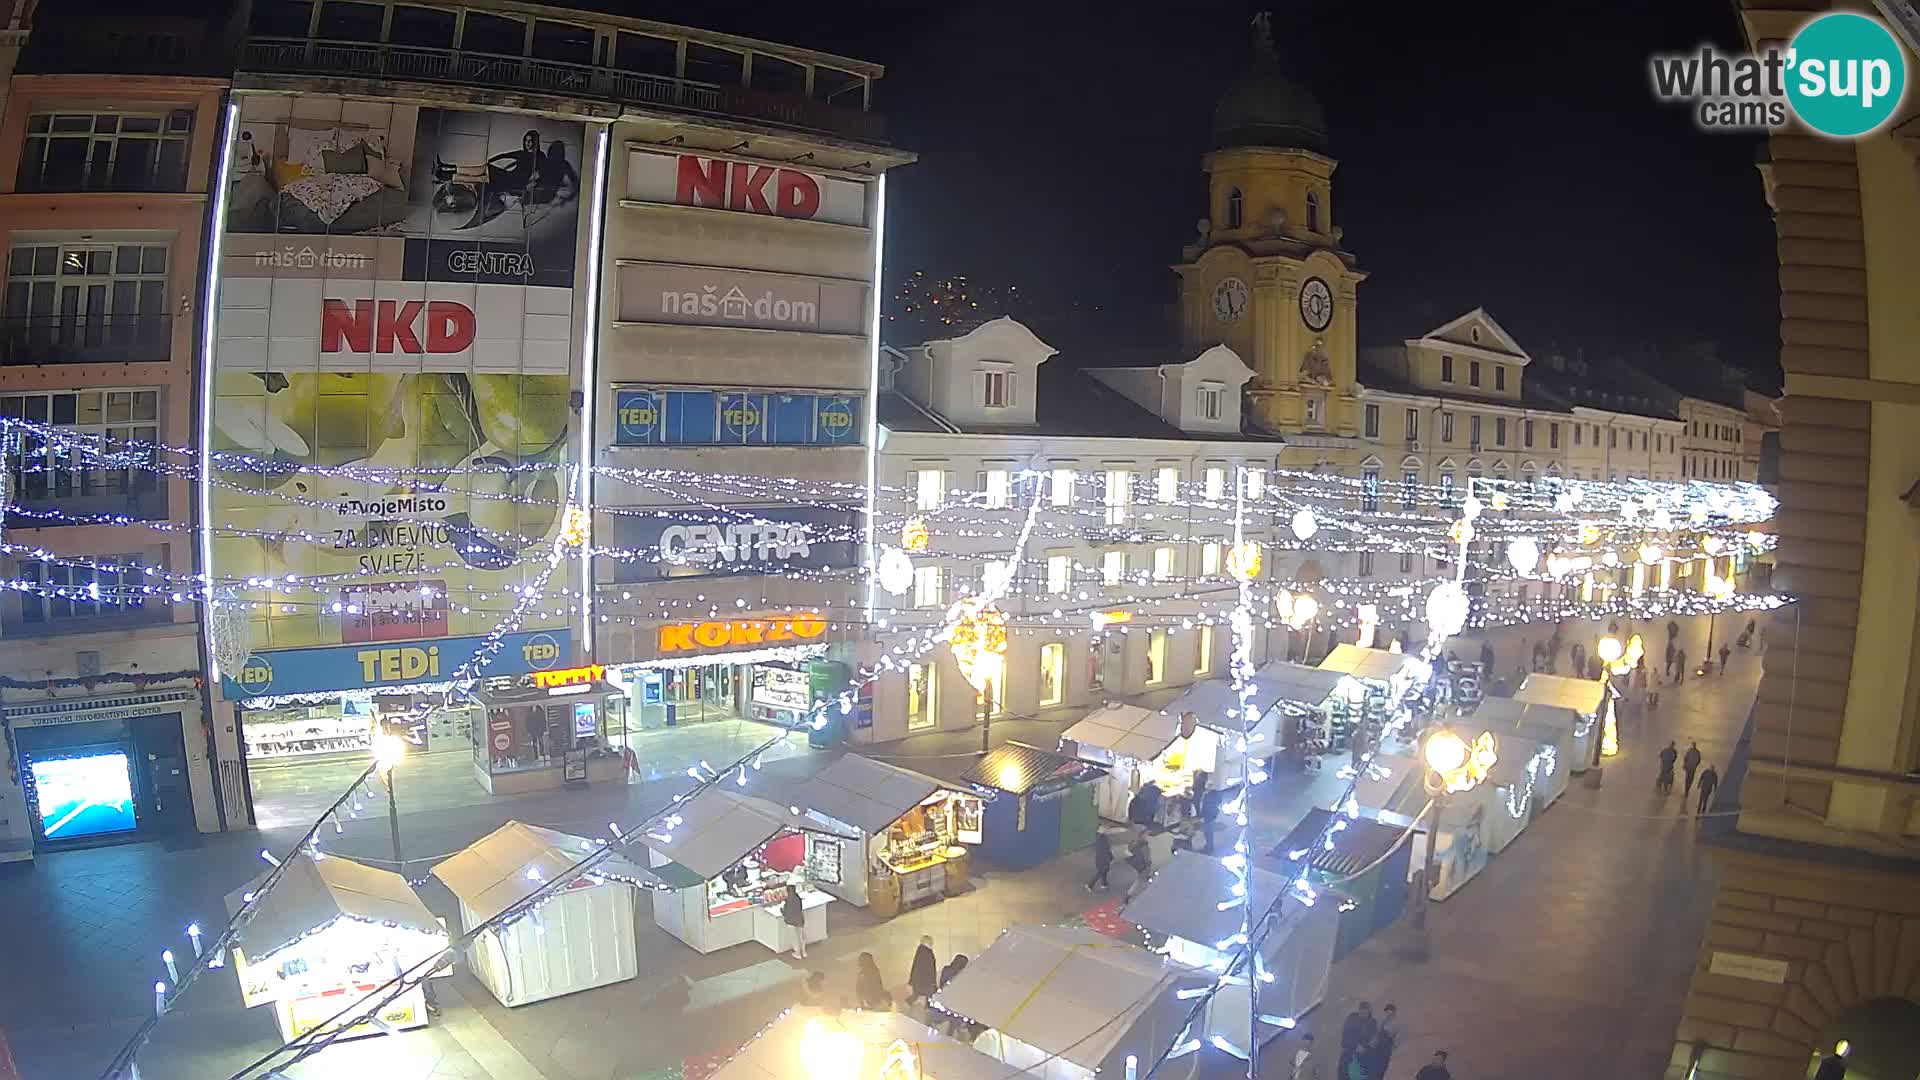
[1513,673,1613,772]
[1273,809,1415,959]
[431,821,651,1007]
[793,754,984,916]
[1317,645,1429,751]
[225,852,449,1043]
[1462,699,1574,807]
[471,665,627,795]
[931,924,1206,1079]
[710,1006,1008,1080]
[1059,703,1201,825]
[639,787,858,955]
[952,742,1105,870]
[1124,850,1338,1047]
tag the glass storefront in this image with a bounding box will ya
[612,660,830,731]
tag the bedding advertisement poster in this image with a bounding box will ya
[213,95,589,657]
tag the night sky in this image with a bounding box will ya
[641,1,1784,384]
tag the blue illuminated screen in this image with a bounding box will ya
[30,751,137,840]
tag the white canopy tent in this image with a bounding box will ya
[710,1006,1007,1080]
[793,754,981,910]
[1318,645,1418,684]
[1513,673,1611,771]
[1464,699,1574,806]
[932,924,1206,1080]
[1061,703,1186,822]
[432,821,654,1006]
[1123,850,1338,1046]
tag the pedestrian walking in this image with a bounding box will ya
[1127,780,1163,829]
[1813,1046,1849,1080]
[1657,741,1678,795]
[1337,1002,1376,1080]
[855,952,890,1010]
[1719,643,1732,674]
[1697,763,1720,815]
[1186,768,1210,820]
[907,935,938,1006]
[1375,1003,1399,1051]
[1124,828,1153,900]
[1668,618,1681,643]
[1739,618,1756,649]
[1415,1051,1453,1080]
[782,881,809,959]
[1665,638,1678,682]
[1358,1034,1392,1080]
[1676,647,1688,683]
[1682,741,1703,797]
[1087,829,1115,892]
[1479,640,1495,672]
[1198,783,1221,855]
[1291,1033,1318,1080]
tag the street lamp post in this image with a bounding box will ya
[1405,726,1494,961]
[372,731,408,879]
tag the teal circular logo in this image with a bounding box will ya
[1786,13,1907,137]
[235,654,274,695]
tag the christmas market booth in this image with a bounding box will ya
[1479,733,1550,855]
[1512,673,1613,772]
[225,852,449,1043]
[1059,702,1215,825]
[1317,645,1431,749]
[640,786,857,955]
[1272,809,1414,959]
[1345,752,1426,827]
[1124,850,1338,1046]
[710,1006,1007,1080]
[431,821,651,1007]
[792,753,984,916]
[951,742,1106,870]
[1461,698,1574,807]
[931,924,1206,1080]
[1255,661,1354,753]
[470,665,628,795]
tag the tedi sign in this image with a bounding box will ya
[322,299,476,354]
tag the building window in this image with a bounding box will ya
[1226,187,1243,229]
[1047,554,1071,594]
[1495,417,1507,446]
[914,468,945,511]
[1156,465,1179,503]
[1146,629,1167,685]
[906,662,937,731]
[1246,467,1266,499]
[1441,355,1454,383]
[1609,428,1617,449]
[6,243,171,362]
[1441,412,1455,443]
[1573,424,1583,446]
[1440,472,1455,498]
[1152,546,1174,581]
[1103,469,1131,524]
[1038,643,1065,707]
[1495,365,1507,391]
[976,674,1004,718]
[1523,419,1534,448]
[1194,626,1214,675]
[1550,423,1560,449]
[981,369,1011,408]
[981,468,1010,509]
[1405,409,1419,442]
[1592,424,1600,445]
[1303,392,1325,428]
[1201,542,1222,576]
[913,566,943,608]
[1469,360,1482,387]
[13,553,161,629]
[1197,385,1224,421]
[18,110,194,193]
[1305,190,1321,232]
[2,388,163,520]
[1470,415,1482,447]
[1102,550,1125,586]
[1363,404,1380,438]
[1205,466,1226,500]
[1050,467,1075,506]
[1399,550,1414,574]
[1358,551,1375,577]
[1402,469,1419,507]
[1362,468,1380,511]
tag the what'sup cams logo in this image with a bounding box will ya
[1651,12,1908,137]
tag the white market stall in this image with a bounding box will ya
[226,852,448,1043]
[1481,734,1548,854]
[1344,752,1426,828]
[1463,698,1574,807]
[1257,661,1353,749]
[1513,673,1614,771]
[1427,778,1500,901]
[793,754,983,916]
[640,787,858,956]
[1318,645,1430,751]
[932,924,1207,1080]
[1060,702,1190,824]
[431,821,650,1007]
[710,1006,1007,1080]
[1123,850,1338,1047]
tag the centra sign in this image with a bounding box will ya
[657,615,829,654]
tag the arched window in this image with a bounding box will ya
[1226,188,1244,229]
[1305,190,1320,233]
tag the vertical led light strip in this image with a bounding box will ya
[197,99,241,681]
[864,173,886,620]
[577,124,612,659]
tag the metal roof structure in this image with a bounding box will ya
[1272,808,1418,880]
[640,788,858,881]
[1122,849,1287,948]
[432,821,659,924]
[793,754,956,835]
[1318,645,1413,682]
[1061,702,1180,762]
[957,742,1107,796]
[225,852,444,965]
[1514,673,1609,717]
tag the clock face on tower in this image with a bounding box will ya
[1211,277,1249,323]
[1299,277,1334,332]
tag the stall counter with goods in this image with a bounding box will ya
[793,754,982,916]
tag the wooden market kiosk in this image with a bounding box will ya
[225,852,449,1042]
[792,753,983,916]
[952,742,1105,870]
[1512,672,1613,772]
[432,821,651,1007]
[640,787,858,955]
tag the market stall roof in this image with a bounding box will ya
[1273,808,1416,879]
[1514,673,1609,716]
[641,788,858,881]
[1123,850,1287,948]
[710,1006,1007,1080]
[225,852,444,965]
[793,754,958,835]
[1348,752,1424,818]
[1258,661,1351,710]
[432,821,660,924]
[931,924,1201,1072]
[1485,732,1549,789]
[957,741,1107,796]
[1061,702,1180,761]
[1466,696,1584,737]
[1318,644,1414,682]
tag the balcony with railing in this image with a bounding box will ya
[0,314,174,366]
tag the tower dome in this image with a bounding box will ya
[1210,12,1328,153]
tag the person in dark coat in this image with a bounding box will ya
[782,883,809,958]
[1198,783,1222,854]
[1478,640,1495,671]
[1087,829,1114,891]
[907,935,938,1005]
[1127,781,1163,829]
[1124,828,1153,900]
[1719,642,1732,674]
[1682,741,1703,797]
[1665,639,1679,681]
[1675,647,1689,682]
[1813,1046,1849,1080]
[1657,741,1678,795]
[854,952,889,1010]
[1414,1051,1453,1080]
[1697,764,1720,814]
[1337,1002,1376,1079]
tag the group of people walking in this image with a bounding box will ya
[796,935,976,1036]
[1656,739,1720,813]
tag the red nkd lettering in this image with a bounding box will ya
[675,155,728,208]
[321,299,476,354]
[671,154,824,221]
[775,169,821,218]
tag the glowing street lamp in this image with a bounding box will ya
[950,602,1008,753]
[1411,727,1497,943]
[372,727,410,879]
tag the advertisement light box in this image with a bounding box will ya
[30,750,138,840]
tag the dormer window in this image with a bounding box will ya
[1197,382,1225,421]
[1226,188,1244,229]
[980,367,1012,408]
[1305,190,1320,233]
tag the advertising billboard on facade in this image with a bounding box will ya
[624,149,869,228]
[616,262,868,335]
[213,95,588,663]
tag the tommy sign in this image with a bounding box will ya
[617,263,868,336]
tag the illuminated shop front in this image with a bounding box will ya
[604,613,853,737]
[470,663,625,795]
[2,687,203,854]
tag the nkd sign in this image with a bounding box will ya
[626,150,869,228]
[322,298,476,354]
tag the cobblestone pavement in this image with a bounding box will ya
[0,614,1753,1080]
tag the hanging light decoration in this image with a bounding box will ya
[1506,537,1540,574]
[1228,542,1263,581]
[875,547,913,596]
[1638,543,1664,566]
[948,602,1008,692]
[1425,581,1469,639]
[1702,536,1726,556]
[1578,523,1602,545]
[1448,519,1475,546]
[1289,508,1318,541]
[900,517,930,553]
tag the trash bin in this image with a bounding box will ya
[1584,767,1603,790]
[807,713,843,749]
